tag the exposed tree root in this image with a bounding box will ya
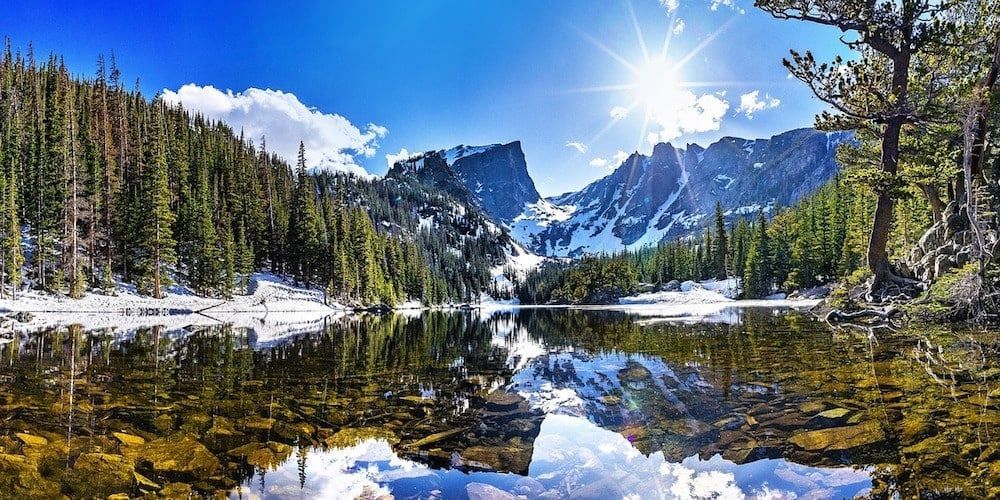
[826,305,904,327]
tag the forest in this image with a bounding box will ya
[519,0,1000,322]
[0,43,514,307]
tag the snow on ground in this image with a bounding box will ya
[0,272,350,335]
[619,279,740,305]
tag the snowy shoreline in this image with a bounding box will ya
[0,273,820,336]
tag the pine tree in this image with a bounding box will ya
[743,211,771,299]
[713,202,728,279]
[287,142,323,286]
[140,101,176,298]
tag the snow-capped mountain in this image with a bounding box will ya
[513,128,852,256]
[387,142,541,224]
[389,128,851,258]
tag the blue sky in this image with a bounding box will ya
[2,0,848,196]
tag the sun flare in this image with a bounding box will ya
[633,59,680,114]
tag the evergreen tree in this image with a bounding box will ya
[139,101,176,298]
[713,202,728,279]
[743,211,772,299]
[287,142,324,286]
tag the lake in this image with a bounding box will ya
[0,307,998,498]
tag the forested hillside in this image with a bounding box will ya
[0,43,514,306]
[515,171,929,304]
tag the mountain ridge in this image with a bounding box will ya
[390,127,852,258]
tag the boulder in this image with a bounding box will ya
[66,453,135,498]
[125,432,220,479]
[0,453,62,498]
[663,280,681,292]
[324,427,398,448]
[788,421,885,451]
[227,441,293,469]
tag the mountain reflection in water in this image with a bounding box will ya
[0,308,997,498]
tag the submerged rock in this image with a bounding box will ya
[66,453,135,498]
[816,408,851,419]
[324,427,398,448]
[0,453,61,498]
[227,441,293,469]
[125,432,220,479]
[788,421,885,451]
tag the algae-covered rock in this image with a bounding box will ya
[788,421,885,451]
[240,416,276,431]
[206,415,239,437]
[461,444,534,474]
[153,414,174,433]
[227,441,293,469]
[126,432,221,478]
[113,431,147,448]
[816,408,851,419]
[66,452,135,498]
[159,482,194,497]
[324,427,399,448]
[275,421,314,441]
[0,453,62,498]
[15,432,48,448]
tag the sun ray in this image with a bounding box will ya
[586,99,642,147]
[555,83,639,95]
[658,9,679,63]
[675,80,772,88]
[637,108,652,150]
[626,0,649,64]
[573,25,641,75]
[672,15,739,72]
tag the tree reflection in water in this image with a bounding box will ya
[0,308,996,497]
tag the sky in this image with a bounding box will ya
[1,0,850,196]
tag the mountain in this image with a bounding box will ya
[511,128,853,257]
[387,142,541,224]
[389,128,851,259]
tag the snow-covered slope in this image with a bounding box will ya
[512,129,852,257]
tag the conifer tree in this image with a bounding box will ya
[287,142,324,286]
[140,101,176,298]
[743,211,772,299]
[713,202,728,279]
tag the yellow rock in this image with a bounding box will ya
[788,421,885,451]
[324,427,399,448]
[113,431,146,447]
[14,432,48,447]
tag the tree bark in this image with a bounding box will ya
[920,184,945,223]
[868,39,911,293]
[970,36,1000,180]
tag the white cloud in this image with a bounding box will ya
[660,0,679,12]
[633,90,730,145]
[565,141,588,153]
[589,157,609,168]
[672,19,686,35]
[613,150,630,166]
[161,84,385,178]
[609,106,630,120]
[736,90,781,118]
[385,148,418,169]
[710,0,746,14]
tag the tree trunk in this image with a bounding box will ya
[970,36,1000,180]
[920,184,945,223]
[868,42,911,294]
[868,118,903,289]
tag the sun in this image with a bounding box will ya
[633,59,679,114]
[563,1,738,149]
